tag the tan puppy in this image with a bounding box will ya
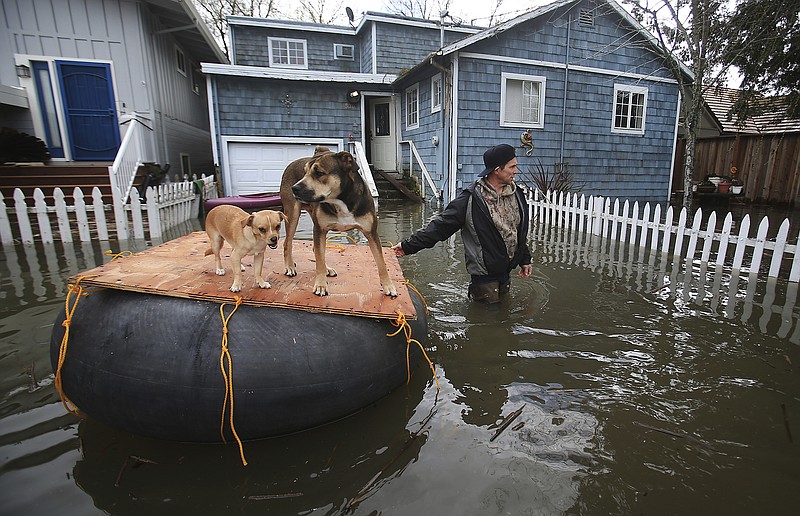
[204,205,286,292]
[279,147,397,297]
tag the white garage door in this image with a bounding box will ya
[227,142,334,195]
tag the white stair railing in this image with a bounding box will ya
[109,112,156,205]
[399,140,441,201]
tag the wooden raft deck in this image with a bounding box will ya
[71,232,416,320]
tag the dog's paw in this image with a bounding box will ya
[383,282,398,297]
[326,266,337,277]
[258,280,271,289]
[216,268,226,276]
[230,284,241,292]
[313,282,329,296]
[284,266,297,277]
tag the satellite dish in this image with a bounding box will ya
[346,6,355,23]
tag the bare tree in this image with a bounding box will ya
[624,0,731,208]
[387,0,452,19]
[291,0,346,23]
[192,0,279,58]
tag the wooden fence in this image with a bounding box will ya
[0,175,217,246]
[527,189,800,283]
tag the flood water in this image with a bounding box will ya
[1,200,798,515]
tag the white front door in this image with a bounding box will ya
[368,97,396,171]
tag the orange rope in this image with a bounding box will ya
[103,249,134,261]
[54,275,98,416]
[387,310,440,393]
[219,296,248,466]
[400,279,429,316]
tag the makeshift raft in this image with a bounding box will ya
[50,232,429,443]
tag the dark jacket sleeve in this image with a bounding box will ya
[400,189,471,255]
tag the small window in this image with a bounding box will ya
[176,47,187,76]
[268,37,308,69]
[501,72,546,128]
[180,153,191,177]
[612,84,647,135]
[334,43,354,60]
[431,73,442,113]
[405,84,419,129]
[191,66,201,95]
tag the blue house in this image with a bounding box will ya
[203,0,688,203]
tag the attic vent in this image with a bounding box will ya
[334,44,354,60]
[579,9,595,27]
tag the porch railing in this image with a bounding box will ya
[399,140,441,201]
[347,141,379,197]
[109,112,156,205]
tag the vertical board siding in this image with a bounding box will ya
[528,189,800,282]
[676,133,800,205]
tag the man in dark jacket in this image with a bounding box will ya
[391,144,532,303]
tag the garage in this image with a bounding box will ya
[224,140,342,195]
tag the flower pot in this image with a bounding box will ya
[718,182,731,193]
[730,185,743,195]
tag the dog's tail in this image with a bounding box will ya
[204,248,213,256]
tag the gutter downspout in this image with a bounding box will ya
[559,14,571,163]
[448,52,460,203]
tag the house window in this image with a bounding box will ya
[612,84,647,135]
[176,47,187,76]
[191,66,201,95]
[406,84,419,129]
[334,43,354,60]
[268,37,308,69]
[431,73,442,113]
[501,73,546,128]
[181,153,191,176]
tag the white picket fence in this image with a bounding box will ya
[527,189,800,283]
[0,175,217,245]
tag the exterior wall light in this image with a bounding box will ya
[15,64,31,78]
[347,89,361,104]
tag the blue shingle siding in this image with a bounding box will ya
[216,77,366,139]
[233,26,360,73]
[373,24,461,75]
[360,26,374,73]
[399,73,446,184]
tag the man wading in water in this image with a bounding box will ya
[391,143,532,304]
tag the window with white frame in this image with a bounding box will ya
[612,84,647,135]
[176,46,187,76]
[333,43,354,60]
[406,84,419,129]
[431,74,442,113]
[501,73,546,128]
[268,37,308,69]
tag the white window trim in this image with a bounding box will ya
[431,73,442,114]
[406,84,419,130]
[333,43,354,60]
[500,72,546,128]
[611,84,648,135]
[176,46,187,76]
[268,37,308,69]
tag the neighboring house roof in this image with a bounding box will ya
[143,0,228,63]
[704,87,800,135]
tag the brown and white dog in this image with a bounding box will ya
[279,146,397,297]
[204,205,286,292]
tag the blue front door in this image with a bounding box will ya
[56,61,121,161]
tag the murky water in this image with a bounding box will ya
[1,201,798,515]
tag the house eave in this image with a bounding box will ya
[201,63,397,84]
